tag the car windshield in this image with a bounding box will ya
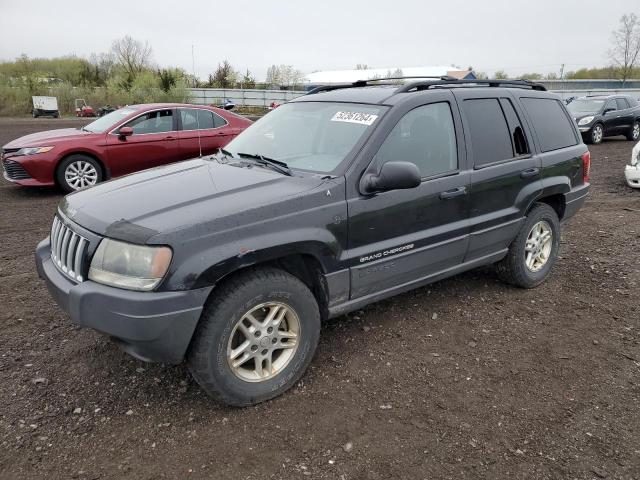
[83,107,138,133]
[223,102,386,173]
[567,99,605,115]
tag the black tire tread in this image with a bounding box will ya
[187,267,319,407]
[626,121,640,141]
[495,203,559,289]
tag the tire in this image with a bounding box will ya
[495,203,560,289]
[55,154,103,193]
[32,110,38,118]
[587,123,604,144]
[627,121,640,141]
[187,267,321,407]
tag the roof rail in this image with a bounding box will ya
[396,78,547,92]
[306,76,457,95]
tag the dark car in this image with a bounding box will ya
[2,103,252,192]
[567,94,640,144]
[35,78,590,406]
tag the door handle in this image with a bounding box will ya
[439,186,467,200]
[164,136,176,141]
[520,167,540,178]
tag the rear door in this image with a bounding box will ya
[347,91,470,299]
[616,97,634,132]
[453,90,542,262]
[106,108,181,176]
[177,108,233,158]
[601,99,619,134]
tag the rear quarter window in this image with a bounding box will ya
[521,98,578,152]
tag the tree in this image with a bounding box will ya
[609,13,640,83]
[520,72,543,80]
[265,64,280,86]
[494,70,508,79]
[211,60,237,88]
[240,69,256,89]
[265,65,303,88]
[355,64,369,70]
[111,36,153,80]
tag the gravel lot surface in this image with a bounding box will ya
[1,117,639,479]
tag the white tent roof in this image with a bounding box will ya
[304,66,464,84]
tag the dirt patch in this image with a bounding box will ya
[1,117,639,479]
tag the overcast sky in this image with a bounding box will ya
[0,0,635,80]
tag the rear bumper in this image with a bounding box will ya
[563,183,589,223]
[35,238,213,363]
[625,164,640,188]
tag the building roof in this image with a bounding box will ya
[304,66,475,84]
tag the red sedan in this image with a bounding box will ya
[1,103,252,192]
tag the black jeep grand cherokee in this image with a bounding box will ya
[36,78,590,406]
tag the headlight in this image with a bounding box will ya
[17,146,54,155]
[578,116,594,126]
[88,238,172,291]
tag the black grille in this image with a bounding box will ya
[2,159,31,180]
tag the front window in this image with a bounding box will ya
[567,99,605,115]
[83,107,137,133]
[223,102,386,173]
[120,109,174,134]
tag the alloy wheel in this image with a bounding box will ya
[226,302,300,382]
[592,125,603,143]
[64,161,98,190]
[524,220,553,272]
[633,123,640,141]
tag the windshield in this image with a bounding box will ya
[567,99,605,115]
[83,107,138,133]
[223,102,386,173]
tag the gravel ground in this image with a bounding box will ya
[0,117,639,480]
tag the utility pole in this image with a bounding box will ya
[191,45,196,87]
[560,63,565,98]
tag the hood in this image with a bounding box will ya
[3,128,92,148]
[60,158,325,243]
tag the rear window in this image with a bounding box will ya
[522,98,578,152]
[616,98,630,110]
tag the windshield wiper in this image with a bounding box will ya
[219,148,235,158]
[236,152,292,176]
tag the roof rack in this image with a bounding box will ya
[306,77,546,95]
[396,78,547,92]
[306,76,458,95]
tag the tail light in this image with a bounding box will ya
[582,151,591,183]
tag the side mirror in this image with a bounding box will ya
[118,126,133,138]
[362,161,421,193]
[603,108,614,115]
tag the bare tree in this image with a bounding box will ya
[609,13,640,83]
[494,70,509,80]
[355,64,369,70]
[111,36,153,79]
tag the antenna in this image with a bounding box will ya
[196,109,202,157]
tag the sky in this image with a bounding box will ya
[0,0,636,81]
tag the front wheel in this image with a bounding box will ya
[187,267,321,406]
[627,121,640,141]
[496,203,560,288]
[587,124,604,144]
[56,154,103,193]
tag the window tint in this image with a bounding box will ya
[604,100,617,112]
[462,98,513,166]
[180,109,221,130]
[521,98,578,153]
[124,109,173,134]
[373,102,457,178]
[616,98,630,110]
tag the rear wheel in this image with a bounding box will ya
[187,267,321,406]
[588,123,604,144]
[627,121,640,141]
[496,203,560,288]
[56,154,103,193]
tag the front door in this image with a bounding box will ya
[347,95,470,299]
[106,108,181,177]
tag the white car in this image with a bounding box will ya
[625,141,640,188]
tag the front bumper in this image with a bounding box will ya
[1,153,56,186]
[625,165,640,188]
[35,238,213,363]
